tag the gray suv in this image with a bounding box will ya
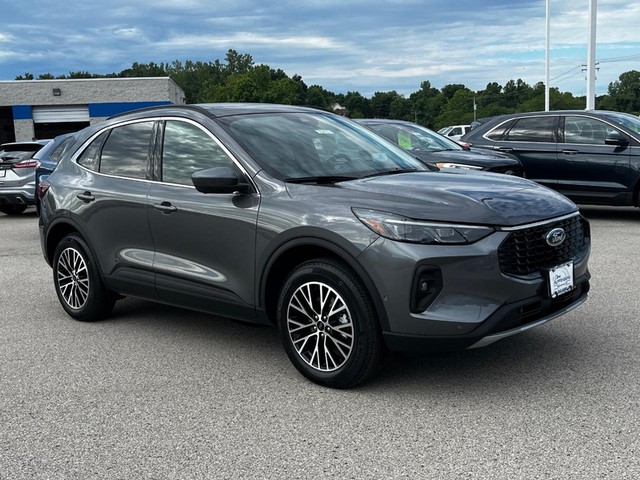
[39,104,591,388]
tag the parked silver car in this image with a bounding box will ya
[0,140,50,215]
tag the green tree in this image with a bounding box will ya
[343,91,371,118]
[605,70,640,114]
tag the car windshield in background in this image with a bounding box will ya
[602,112,640,133]
[219,112,426,181]
[367,123,463,153]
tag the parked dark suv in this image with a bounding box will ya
[462,110,640,207]
[355,118,524,175]
[39,104,591,388]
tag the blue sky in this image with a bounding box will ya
[2,0,639,97]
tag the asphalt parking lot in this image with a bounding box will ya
[1,206,639,479]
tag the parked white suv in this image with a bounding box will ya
[438,124,471,142]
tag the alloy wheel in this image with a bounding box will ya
[286,281,355,372]
[56,247,90,310]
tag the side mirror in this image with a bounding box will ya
[604,131,629,146]
[192,166,251,194]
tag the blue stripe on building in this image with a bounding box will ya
[88,101,172,117]
[12,105,32,120]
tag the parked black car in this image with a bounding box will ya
[39,104,590,388]
[461,110,640,207]
[356,119,524,176]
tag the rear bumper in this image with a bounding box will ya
[0,189,35,206]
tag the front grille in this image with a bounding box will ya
[498,215,589,276]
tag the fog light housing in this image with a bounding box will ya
[410,265,443,313]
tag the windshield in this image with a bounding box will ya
[219,112,426,180]
[602,112,640,134]
[366,123,463,153]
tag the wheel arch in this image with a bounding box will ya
[44,218,92,266]
[259,237,390,331]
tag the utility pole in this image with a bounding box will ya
[586,0,597,110]
[545,0,550,111]
[473,97,477,121]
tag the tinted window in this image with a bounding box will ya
[506,117,556,142]
[161,121,234,186]
[485,122,512,141]
[100,122,154,179]
[51,137,75,163]
[564,116,622,145]
[77,131,109,172]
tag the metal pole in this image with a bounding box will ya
[586,0,597,110]
[545,0,550,111]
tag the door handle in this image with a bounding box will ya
[153,201,177,214]
[494,146,514,153]
[76,191,95,203]
[561,149,579,155]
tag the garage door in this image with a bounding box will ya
[32,105,90,123]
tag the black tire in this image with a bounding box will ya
[0,204,28,215]
[52,234,115,322]
[277,258,382,388]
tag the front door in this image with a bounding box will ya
[147,119,260,320]
[557,115,631,205]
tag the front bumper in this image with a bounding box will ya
[382,275,589,352]
[357,225,590,352]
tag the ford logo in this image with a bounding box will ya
[546,227,566,247]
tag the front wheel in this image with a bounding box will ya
[53,234,115,322]
[278,258,382,388]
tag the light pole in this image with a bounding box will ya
[586,0,597,110]
[545,0,550,111]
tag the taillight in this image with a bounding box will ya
[38,180,51,200]
[14,160,40,169]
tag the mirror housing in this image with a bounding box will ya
[192,167,251,194]
[604,131,629,146]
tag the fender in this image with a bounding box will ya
[257,229,391,331]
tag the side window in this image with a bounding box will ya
[100,122,154,179]
[161,120,235,186]
[77,131,109,172]
[505,117,556,142]
[50,137,75,163]
[485,122,513,141]
[564,116,621,145]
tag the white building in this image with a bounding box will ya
[0,77,185,143]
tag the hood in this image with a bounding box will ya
[414,149,521,169]
[302,171,577,226]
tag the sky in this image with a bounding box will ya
[1,0,639,98]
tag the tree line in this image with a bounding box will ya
[16,49,640,130]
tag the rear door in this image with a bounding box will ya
[147,118,259,320]
[70,121,157,297]
[495,115,559,188]
[557,115,632,205]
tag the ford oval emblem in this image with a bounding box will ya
[546,227,566,247]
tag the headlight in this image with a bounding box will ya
[353,208,494,245]
[434,162,483,170]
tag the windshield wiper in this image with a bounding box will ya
[285,175,359,184]
[361,168,421,179]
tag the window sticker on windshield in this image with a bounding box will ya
[315,130,334,135]
[397,131,412,149]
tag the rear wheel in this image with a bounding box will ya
[0,205,28,215]
[278,258,382,388]
[53,234,115,322]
